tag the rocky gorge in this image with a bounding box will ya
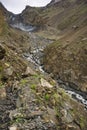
[0,0,87,130]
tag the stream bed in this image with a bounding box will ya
[11,24,87,109]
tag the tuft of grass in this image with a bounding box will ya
[30,84,36,90]
[44,94,50,101]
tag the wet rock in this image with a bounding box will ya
[41,78,53,88]
[0,44,6,60]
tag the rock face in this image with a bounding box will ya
[0,44,6,60]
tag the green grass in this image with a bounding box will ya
[30,84,36,90]
[44,94,50,101]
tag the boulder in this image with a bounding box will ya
[41,78,53,88]
[23,66,36,77]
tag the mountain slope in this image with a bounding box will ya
[41,0,87,93]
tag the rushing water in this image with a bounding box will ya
[11,23,87,109]
[66,90,87,106]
